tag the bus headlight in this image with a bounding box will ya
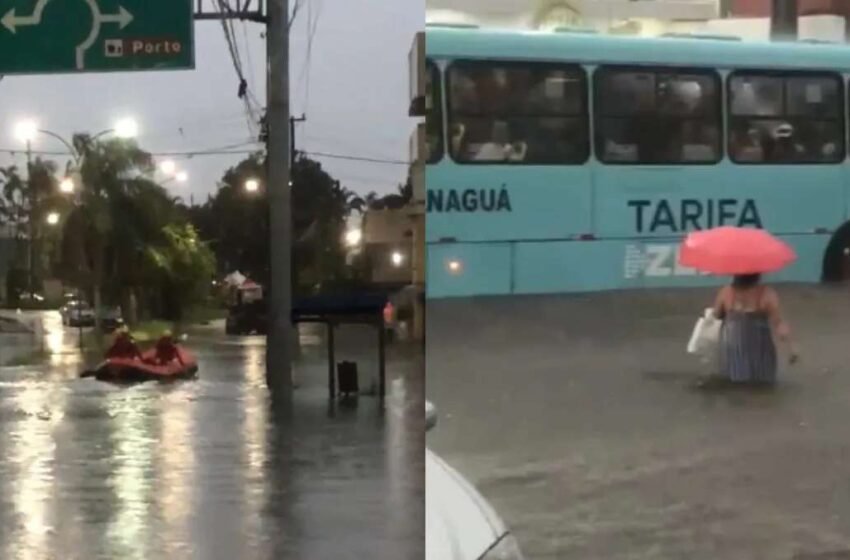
[446,259,462,274]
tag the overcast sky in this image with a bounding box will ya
[0,0,422,201]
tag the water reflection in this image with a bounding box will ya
[106,392,156,559]
[43,312,64,360]
[10,381,61,560]
[0,317,423,559]
[156,385,194,557]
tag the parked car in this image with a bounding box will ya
[61,300,95,327]
[98,306,124,332]
[226,299,267,335]
[426,402,525,560]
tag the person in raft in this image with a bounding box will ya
[152,331,184,366]
[105,327,143,361]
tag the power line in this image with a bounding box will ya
[241,21,260,105]
[151,140,264,157]
[290,0,304,28]
[0,145,409,165]
[297,0,322,118]
[304,151,409,165]
[216,0,261,138]
[0,140,263,159]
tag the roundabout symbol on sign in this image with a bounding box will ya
[78,0,133,69]
[1,0,134,69]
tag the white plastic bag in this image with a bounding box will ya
[687,308,721,357]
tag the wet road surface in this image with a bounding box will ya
[0,312,423,560]
[427,285,850,559]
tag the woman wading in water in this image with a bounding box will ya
[712,273,799,385]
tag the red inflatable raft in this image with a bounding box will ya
[86,346,198,383]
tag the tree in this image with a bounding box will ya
[58,135,155,326]
[59,134,215,325]
[145,223,215,321]
[190,153,363,296]
[0,160,69,300]
[193,153,268,284]
[360,175,414,212]
[0,166,28,301]
[0,166,27,241]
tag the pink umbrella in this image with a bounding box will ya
[678,226,796,275]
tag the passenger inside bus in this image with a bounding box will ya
[450,64,588,163]
[729,126,765,162]
[601,119,639,162]
[680,121,719,162]
[470,120,513,161]
[527,118,584,163]
[450,69,481,114]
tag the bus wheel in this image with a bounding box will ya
[822,225,850,283]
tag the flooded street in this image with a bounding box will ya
[427,285,850,559]
[0,312,423,560]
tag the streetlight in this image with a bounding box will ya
[345,228,362,248]
[59,177,75,194]
[45,212,60,226]
[157,159,188,186]
[159,159,176,175]
[14,119,38,143]
[113,118,139,139]
[245,178,260,193]
[14,118,138,151]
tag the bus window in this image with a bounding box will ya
[595,67,721,165]
[425,60,443,164]
[787,76,840,118]
[728,72,844,164]
[446,61,589,164]
[729,75,783,117]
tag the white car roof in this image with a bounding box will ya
[426,448,507,560]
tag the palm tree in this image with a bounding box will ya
[0,166,25,242]
[62,134,156,328]
[0,161,65,295]
[397,178,413,203]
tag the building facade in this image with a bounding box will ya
[425,0,849,39]
[361,208,414,285]
[730,0,850,18]
[426,0,718,34]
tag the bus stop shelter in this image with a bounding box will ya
[292,293,389,400]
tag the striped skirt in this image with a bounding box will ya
[718,310,777,384]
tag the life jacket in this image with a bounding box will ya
[106,335,137,358]
[155,338,179,361]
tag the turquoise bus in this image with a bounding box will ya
[425,26,850,298]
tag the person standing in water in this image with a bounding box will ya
[712,273,799,384]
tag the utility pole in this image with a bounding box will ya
[770,0,798,41]
[266,0,294,396]
[290,114,305,165]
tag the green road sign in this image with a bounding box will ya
[0,0,194,75]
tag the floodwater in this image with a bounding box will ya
[0,312,424,560]
[427,285,850,559]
